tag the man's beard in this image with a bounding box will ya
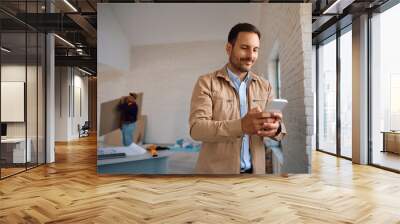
[230,56,253,73]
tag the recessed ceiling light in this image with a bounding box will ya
[54,34,75,48]
[63,0,78,12]
[77,67,93,76]
[322,0,354,15]
[1,47,11,53]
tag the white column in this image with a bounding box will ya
[46,33,55,163]
[45,0,56,163]
[352,14,369,164]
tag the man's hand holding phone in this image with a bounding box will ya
[241,108,282,137]
[241,99,287,137]
[257,111,282,137]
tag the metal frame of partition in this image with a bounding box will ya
[0,0,47,180]
[336,28,341,159]
[367,10,373,166]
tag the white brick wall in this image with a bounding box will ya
[255,3,312,173]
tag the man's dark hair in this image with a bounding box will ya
[228,23,261,46]
[129,92,137,99]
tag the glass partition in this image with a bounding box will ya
[317,36,337,155]
[371,3,400,171]
[0,1,46,179]
[339,28,352,158]
[1,30,28,177]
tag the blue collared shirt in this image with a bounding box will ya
[227,67,252,171]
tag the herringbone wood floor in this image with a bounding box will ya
[1,135,400,224]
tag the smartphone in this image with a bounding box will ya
[265,99,288,113]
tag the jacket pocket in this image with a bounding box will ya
[212,96,235,120]
[252,98,267,110]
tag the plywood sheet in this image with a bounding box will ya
[99,92,143,136]
[103,115,146,146]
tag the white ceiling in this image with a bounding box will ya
[108,3,262,46]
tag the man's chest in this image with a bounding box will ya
[210,82,269,120]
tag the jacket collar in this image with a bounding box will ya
[216,63,259,82]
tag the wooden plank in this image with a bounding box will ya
[99,92,143,136]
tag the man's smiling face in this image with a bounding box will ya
[227,31,260,73]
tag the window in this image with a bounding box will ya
[370,2,400,171]
[317,36,337,155]
[268,58,281,99]
[340,27,352,158]
[275,58,281,99]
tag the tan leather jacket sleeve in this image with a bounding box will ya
[265,79,287,141]
[189,76,243,142]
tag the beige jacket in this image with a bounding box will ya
[189,64,286,174]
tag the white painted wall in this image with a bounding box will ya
[97,4,130,74]
[1,65,39,136]
[109,3,261,47]
[97,4,132,138]
[100,40,226,143]
[1,63,46,164]
[55,67,69,141]
[72,73,89,138]
[55,67,89,141]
